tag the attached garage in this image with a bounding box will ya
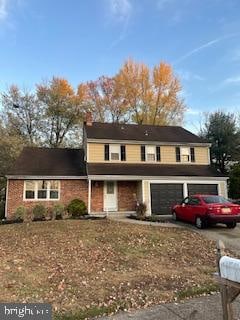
[187,183,218,196]
[150,183,183,215]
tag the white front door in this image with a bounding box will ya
[104,181,118,212]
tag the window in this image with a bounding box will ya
[176,147,181,162]
[176,147,196,163]
[37,180,47,199]
[190,147,195,162]
[24,180,60,200]
[105,144,126,161]
[49,180,60,199]
[181,147,190,162]
[146,146,156,161]
[106,181,114,194]
[141,145,161,162]
[188,197,201,205]
[110,144,120,160]
[25,181,35,199]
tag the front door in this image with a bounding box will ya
[104,181,118,212]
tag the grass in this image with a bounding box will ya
[0,219,218,319]
[177,283,219,300]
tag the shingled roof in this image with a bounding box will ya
[87,163,225,177]
[85,122,207,144]
[8,147,87,176]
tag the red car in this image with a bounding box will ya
[172,194,240,229]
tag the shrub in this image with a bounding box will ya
[24,208,33,222]
[0,201,5,220]
[32,204,46,221]
[14,206,26,221]
[136,202,147,220]
[52,204,65,220]
[67,199,87,217]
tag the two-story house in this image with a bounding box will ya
[5,114,227,218]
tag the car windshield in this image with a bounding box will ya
[202,196,230,204]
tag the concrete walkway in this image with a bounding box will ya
[101,294,240,320]
[108,215,183,228]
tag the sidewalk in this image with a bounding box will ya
[109,215,183,228]
[100,294,240,320]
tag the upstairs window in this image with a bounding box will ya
[105,144,126,161]
[176,147,195,163]
[110,144,120,160]
[146,146,156,161]
[141,145,161,162]
[181,147,190,162]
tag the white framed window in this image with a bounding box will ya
[181,147,190,163]
[24,180,60,201]
[25,181,35,199]
[110,144,120,161]
[146,146,156,162]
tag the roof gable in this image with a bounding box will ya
[85,122,207,144]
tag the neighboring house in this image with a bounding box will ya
[5,114,227,218]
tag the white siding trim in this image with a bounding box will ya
[183,182,188,198]
[87,138,211,147]
[88,175,228,181]
[88,179,91,214]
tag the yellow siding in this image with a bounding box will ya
[161,146,176,163]
[126,145,141,162]
[88,143,104,162]
[194,147,209,164]
[87,143,210,164]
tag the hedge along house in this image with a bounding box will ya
[5,114,228,218]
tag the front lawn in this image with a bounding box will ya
[0,220,217,319]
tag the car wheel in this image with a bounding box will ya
[195,216,205,229]
[172,211,178,221]
[226,222,237,229]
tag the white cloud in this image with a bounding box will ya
[106,0,132,49]
[0,0,8,20]
[224,76,240,85]
[108,0,132,22]
[174,32,240,64]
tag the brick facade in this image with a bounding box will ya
[6,179,138,218]
[7,179,88,219]
[91,181,104,212]
[118,181,138,211]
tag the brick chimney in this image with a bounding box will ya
[85,112,93,126]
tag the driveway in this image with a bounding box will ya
[172,220,240,252]
[101,294,240,320]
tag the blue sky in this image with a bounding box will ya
[0,0,240,132]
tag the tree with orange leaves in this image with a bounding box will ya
[83,76,128,123]
[115,59,185,125]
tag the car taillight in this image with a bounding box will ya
[207,207,221,214]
